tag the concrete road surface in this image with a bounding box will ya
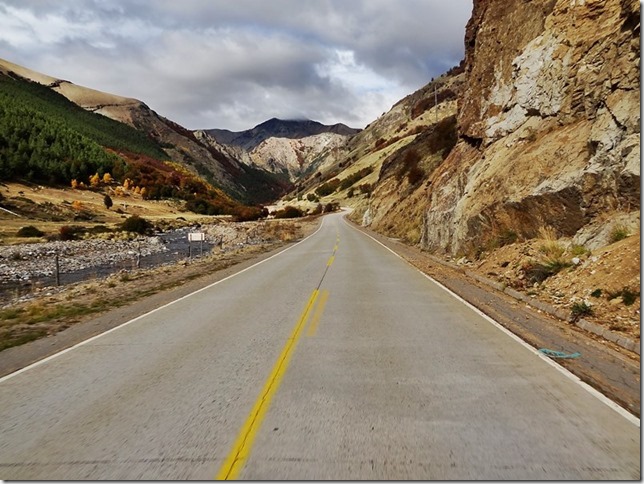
[0,212,639,480]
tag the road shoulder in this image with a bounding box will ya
[345,217,641,418]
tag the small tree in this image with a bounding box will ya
[89,173,100,187]
[102,172,113,184]
[121,215,151,234]
[103,194,113,210]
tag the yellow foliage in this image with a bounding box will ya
[89,173,100,187]
[71,200,83,210]
[71,179,79,189]
[140,187,147,197]
[102,172,113,184]
[114,187,125,197]
[134,186,141,194]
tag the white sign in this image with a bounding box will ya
[188,232,205,242]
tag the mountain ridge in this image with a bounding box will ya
[205,117,360,151]
[0,57,286,205]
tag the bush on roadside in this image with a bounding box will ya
[59,225,85,241]
[17,226,44,238]
[120,215,151,235]
[273,206,304,219]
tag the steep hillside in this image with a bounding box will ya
[419,0,640,255]
[201,118,359,181]
[289,65,464,225]
[0,58,284,205]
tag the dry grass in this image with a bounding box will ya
[0,182,209,243]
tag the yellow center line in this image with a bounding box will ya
[215,289,320,480]
[327,255,335,266]
[307,289,329,337]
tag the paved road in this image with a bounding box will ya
[0,212,639,479]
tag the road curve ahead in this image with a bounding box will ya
[0,212,639,480]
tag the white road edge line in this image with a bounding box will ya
[344,217,640,427]
[0,217,327,385]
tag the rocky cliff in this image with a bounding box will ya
[202,118,360,182]
[420,0,640,254]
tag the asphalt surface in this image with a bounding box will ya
[0,212,639,480]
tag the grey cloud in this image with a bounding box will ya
[0,0,472,130]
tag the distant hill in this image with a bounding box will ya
[0,58,287,205]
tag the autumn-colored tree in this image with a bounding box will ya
[71,200,83,210]
[102,172,113,184]
[123,178,131,190]
[71,179,79,189]
[134,186,141,194]
[89,173,100,187]
[140,187,147,197]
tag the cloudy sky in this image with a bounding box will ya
[0,0,472,131]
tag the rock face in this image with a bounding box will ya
[420,0,640,254]
[203,118,360,181]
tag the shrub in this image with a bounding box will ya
[315,178,341,197]
[407,164,425,185]
[497,229,518,247]
[324,202,339,213]
[571,301,593,321]
[121,215,151,234]
[396,149,425,185]
[590,288,602,298]
[338,166,374,191]
[621,288,639,306]
[570,244,590,257]
[609,225,629,243]
[17,226,44,238]
[306,193,319,202]
[103,194,113,210]
[359,183,373,195]
[273,206,304,219]
[607,287,639,306]
[59,225,83,241]
[523,258,571,284]
[234,206,268,222]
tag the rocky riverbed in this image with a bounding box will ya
[0,220,294,292]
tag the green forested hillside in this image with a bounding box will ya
[0,74,168,184]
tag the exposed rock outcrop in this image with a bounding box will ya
[203,118,360,182]
[420,0,640,254]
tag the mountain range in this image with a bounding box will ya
[205,118,359,151]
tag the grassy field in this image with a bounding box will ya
[0,181,217,244]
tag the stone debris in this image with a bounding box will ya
[0,237,167,282]
[0,221,289,284]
